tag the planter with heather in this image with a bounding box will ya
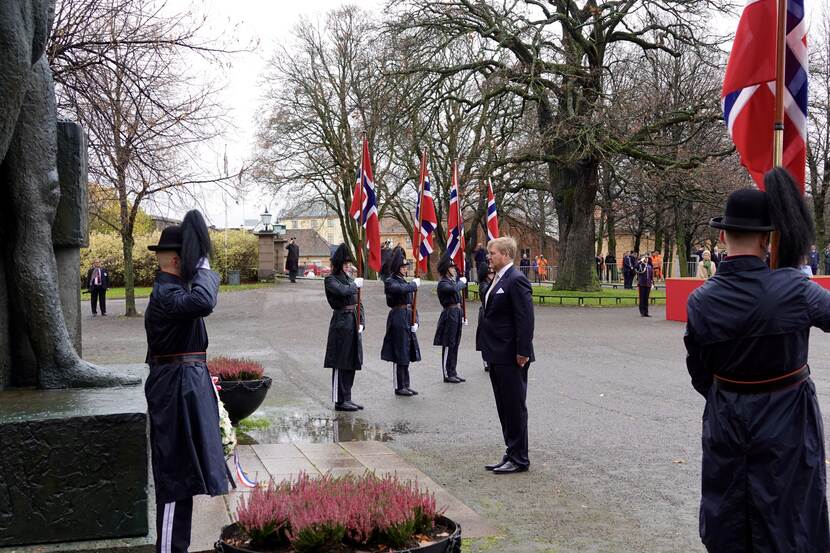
[214,472,461,553]
[209,356,272,425]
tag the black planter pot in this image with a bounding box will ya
[214,516,461,553]
[218,376,272,425]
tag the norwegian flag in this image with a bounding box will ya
[722,0,808,191]
[486,178,499,241]
[413,152,438,273]
[446,160,466,273]
[348,136,381,271]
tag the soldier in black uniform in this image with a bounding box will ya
[144,211,229,553]
[685,168,830,553]
[434,254,467,383]
[324,244,365,412]
[381,246,421,396]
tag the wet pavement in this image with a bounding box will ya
[81,278,830,552]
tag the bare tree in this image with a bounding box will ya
[48,0,237,315]
[390,0,733,289]
[808,6,830,269]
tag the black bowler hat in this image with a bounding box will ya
[148,225,183,251]
[709,188,774,232]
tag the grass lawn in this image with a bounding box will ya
[467,283,665,307]
[81,282,273,300]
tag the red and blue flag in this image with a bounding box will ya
[722,0,808,191]
[447,160,466,273]
[413,152,437,273]
[486,178,499,241]
[349,136,382,271]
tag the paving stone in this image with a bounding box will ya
[191,495,231,553]
[339,441,396,456]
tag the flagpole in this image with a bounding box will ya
[412,149,427,327]
[769,0,788,269]
[356,132,365,321]
[454,160,467,322]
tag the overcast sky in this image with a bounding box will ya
[148,0,383,227]
[147,0,818,228]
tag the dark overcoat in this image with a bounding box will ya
[685,255,830,553]
[380,274,421,364]
[323,273,364,371]
[433,277,465,347]
[478,266,535,364]
[144,269,228,504]
[285,243,299,271]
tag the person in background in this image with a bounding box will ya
[651,251,663,282]
[285,237,299,283]
[85,259,110,317]
[636,255,654,317]
[594,254,603,280]
[824,243,830,276]
[473,243,487,283]
[604,252,617,282]
[809,244,819,276]
[623,250,636,289]
[696,250,717,279]
[323,244,364,412]
[380,247,421,396]
[519,252,531,278]
[434,254,467,384]
[712,246,724,268]
[476,263,495,372]
[538,255,548,282]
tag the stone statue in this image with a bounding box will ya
[0,1,139,389]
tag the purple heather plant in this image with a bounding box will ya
[208,356,265,381]
[233,471,444,551]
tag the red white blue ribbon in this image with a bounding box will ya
[234,450,257,488]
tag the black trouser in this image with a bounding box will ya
[441,345,459,378]
[90,286,106,314]
[638,285,650,315]
[623,271,633,289]
[288,269,297,282]
[156,497,193,553]
[331,368,355,404]
[393,363,410,391]
[488,362,530,468]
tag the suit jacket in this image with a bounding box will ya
[479,265,535,364]
[86,267,110,290]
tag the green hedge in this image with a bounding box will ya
[81,229,258,287]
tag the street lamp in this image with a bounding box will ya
[260,208,272,232]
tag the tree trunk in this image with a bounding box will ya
[606,207,616,257]
[633,233,642,256]
[595,206,605,256]
[121,230,138,316]
[549,161,601,291]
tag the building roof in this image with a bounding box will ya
[285,228,333,257]
[279,203,337,220]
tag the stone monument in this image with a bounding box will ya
[0,2,151,549]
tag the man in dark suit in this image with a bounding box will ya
[85,259,109,316]
[285,237,299,282]
[479,236,535,474]
[622,250,635,289]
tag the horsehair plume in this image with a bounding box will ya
[764,167,814,269]
[180,209,212,282]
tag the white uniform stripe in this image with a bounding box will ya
[162,501,176,553]
[442,347,448,378]
[392,363,397,390]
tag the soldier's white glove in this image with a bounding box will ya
[358,325,364,334]
[459,276,467,285]
[413,278,421,288]
[463,318,469,326]
[354,277,364,288]
[197,257,211,270]
[411,323,419,333]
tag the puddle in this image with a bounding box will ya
[238,412,413,445]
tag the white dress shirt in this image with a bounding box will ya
[485,262,514,306]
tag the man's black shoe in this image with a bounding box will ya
[395,389,414,397]
[102,313,107,316]
[444,376,462,383]
[334,402,359,411]
[405,388,418,395]
[456,375,466,382]
[485,460,507,471]
[349,401,364,410]
[492,461,528,474]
